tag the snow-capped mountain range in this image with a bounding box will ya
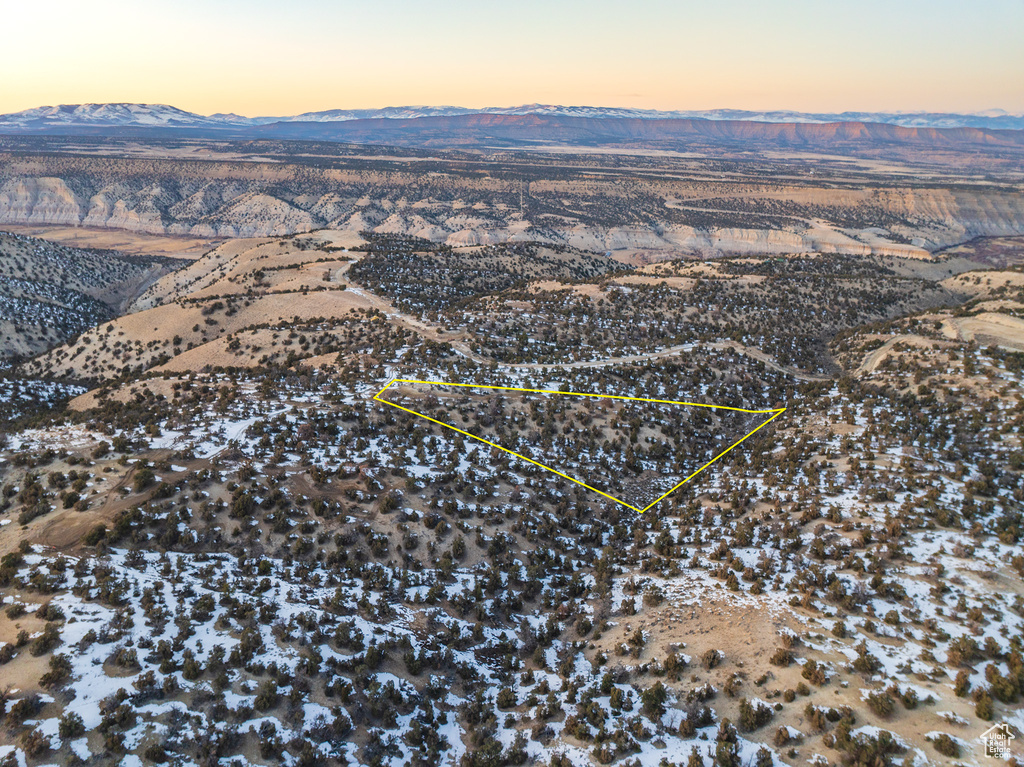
[2,102,1023,131]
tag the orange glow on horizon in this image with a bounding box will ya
[2,0,1021,117]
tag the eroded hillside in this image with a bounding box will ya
[0,231,182,362]
[2,138,1024,262]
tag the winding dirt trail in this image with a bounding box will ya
[856,336,909,375]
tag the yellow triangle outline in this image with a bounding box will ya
[372,378,785,513]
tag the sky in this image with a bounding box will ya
[2,0,1022,116]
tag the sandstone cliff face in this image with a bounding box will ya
[0,178,84,226]
[2,155,1023,258]
[874,188,1024,249]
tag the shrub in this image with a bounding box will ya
[83,523,108,546]
[182,650,202,680]
[143,743,169,763]
[40,653,72,688]
[664,651,687,681]
[801,659,827,685]
[954,669,971,697]
[30,623,61,656]
[930,733,959,757]
[19,728,50,758]
[946,636,979,667]
[255,679,279,711]
[805,705,829,732]
[986,663,1021,703]
[133,465,155,492]
[7,695,43,724]
[738,698,773,731]
[830,726,904,765]
[974,690,993,721]
[497,687,516,709]
[59,711,86,739]
[773,726,798,747]
[724,675,743,698]
[899,686,918,710]
[866,690,895,718]
[851,641,882,674]
[643,585,665,607]
[714,721,740,767]
[37,602,64,621]
[640,682,668,718]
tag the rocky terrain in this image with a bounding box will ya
[1,138,1023,262]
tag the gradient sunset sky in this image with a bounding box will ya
[4,0,1022,116]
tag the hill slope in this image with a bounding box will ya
[0,231,183,362]
[1,235,1023,767]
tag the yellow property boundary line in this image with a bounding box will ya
[372,378,785,514]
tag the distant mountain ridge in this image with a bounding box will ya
[3,101,1024,131]
[1,103,232,129]
[3,103,1023,163]
[244,113,1024,152]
